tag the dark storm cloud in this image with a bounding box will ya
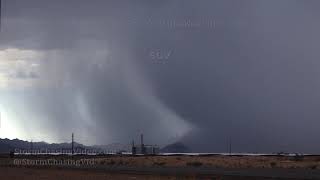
[1,0,320,153]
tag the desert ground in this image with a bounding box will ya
[87,155,320,169]
[1,154,320,179]
[0,166,195,180]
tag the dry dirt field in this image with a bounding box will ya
[1,155,320,179]
[72,155,320,169]
[0,166,280,180]
[0,167,192,180]
[0,166,194,180]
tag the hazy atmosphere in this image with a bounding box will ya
[1,0,320,153]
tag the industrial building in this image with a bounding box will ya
[132,134,159,155]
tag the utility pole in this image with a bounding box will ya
[30,140,33,154]
[132,140,136,155]
[229,137,232,156]
[72,133,74,155]
[141,133,145,155]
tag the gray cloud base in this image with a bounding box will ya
[1,0,320,153]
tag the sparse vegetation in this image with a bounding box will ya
[153,162,166,166]
[4,154,320,170]
[293,155,304,161]
[309,165,317,170]
[100,160,106,165]
[270,162,277,168]
[186,161,203,167]
[107,160,115,165]
[118,160,124,165]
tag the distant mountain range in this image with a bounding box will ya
[0,138,129,154]
[0,138,190,154]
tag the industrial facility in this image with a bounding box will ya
[132,134,159,155]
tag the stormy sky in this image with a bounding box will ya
[1,0,320,153]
